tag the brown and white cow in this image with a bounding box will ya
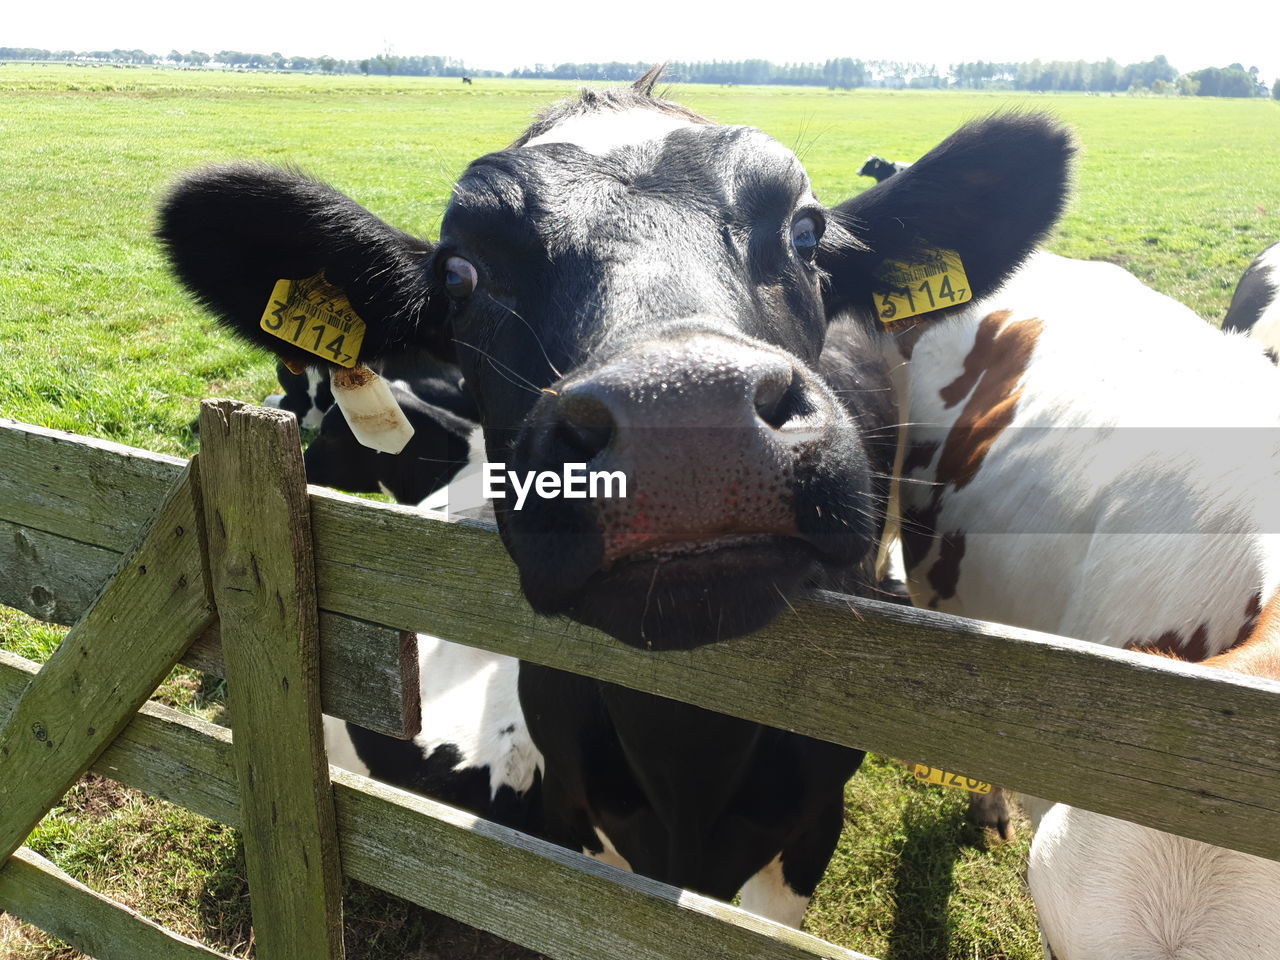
[870,250,1280,837]
[865,249,1280,950]
[1028,587,1280,960]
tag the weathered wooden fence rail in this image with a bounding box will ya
[1,410,1278,960]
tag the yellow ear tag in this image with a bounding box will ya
[874,249,972,324]
[259,272,366,368]
[912,764,993,794]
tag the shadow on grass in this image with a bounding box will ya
[196,836,252,956]
[886,794,989,959]
[195,832,549,959]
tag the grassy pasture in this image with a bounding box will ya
[1,64,1278,959]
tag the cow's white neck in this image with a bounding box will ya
[523,108,697,156]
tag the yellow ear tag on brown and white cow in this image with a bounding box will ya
[911,763,993,794]
[259,272,366,368]
[874,249,973,324]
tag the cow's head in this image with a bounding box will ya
[159,69,1072,649]
[858,156,892,180]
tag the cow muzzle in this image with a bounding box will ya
[502,329,875,649]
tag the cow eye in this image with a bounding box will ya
[790,214,822,262]
[442,256,478,298]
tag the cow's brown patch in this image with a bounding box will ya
[1209,591,1280,681]
[1235,592,1264,648]
[1126,623,1210,661]
[1181,623,1210,661]
[1130,594,1280,681]
[934,310,1044,492]
[1125,630,1181,654]
[1130,593,1270,667]
[895,312,1042,605]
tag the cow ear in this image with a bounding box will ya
[819,113,1075,321]
[156,164,452,367]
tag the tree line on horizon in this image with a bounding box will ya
[2,46,1277,98]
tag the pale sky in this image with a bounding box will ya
[7,0,1280,83]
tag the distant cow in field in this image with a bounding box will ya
[158,68,1072,924]
[1223,241,1280,362]
[858,154,912,182]
[461,76,473,85]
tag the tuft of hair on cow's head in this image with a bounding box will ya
[157,71,1074,650]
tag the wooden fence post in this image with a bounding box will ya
[197,399,346,960]
[0,465,214,863]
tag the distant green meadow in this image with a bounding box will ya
[1,64,1278,959]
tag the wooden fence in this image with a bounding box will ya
[1,401,1278,960]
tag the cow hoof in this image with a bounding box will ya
[968,787,1016,844]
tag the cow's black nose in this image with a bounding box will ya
[540,331,835,563]
[555,334,806,441]
[504,328,874,648]
[753,368,811,430]
[557,390,615,460]
[556,360,806,460]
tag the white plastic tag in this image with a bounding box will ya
[329,365,415,454]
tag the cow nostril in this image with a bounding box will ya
[754,370,809,429]
[558,392,615,459]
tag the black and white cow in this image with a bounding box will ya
[1223,241,1280,362]
[157,69,1072,923]
[311,397,544,836]
[322,632,544,834]
[302,354,478,503]
[857,155,912,183]
[264,361,334,428]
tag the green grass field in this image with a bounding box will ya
[1,63,1278,960]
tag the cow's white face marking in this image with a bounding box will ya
[523,108,698,156]
[583,826,633,871]
[737,854,809,927]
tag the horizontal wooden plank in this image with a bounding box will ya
[1,516,419,741]
[0,651,873,960]
[0,846,235,960]
[0,518,121,626]
[0,419,183,550]
[4,421,1279,859]
[305,489,1280,863]
[333,770,875,960]
[186,616,420,742]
